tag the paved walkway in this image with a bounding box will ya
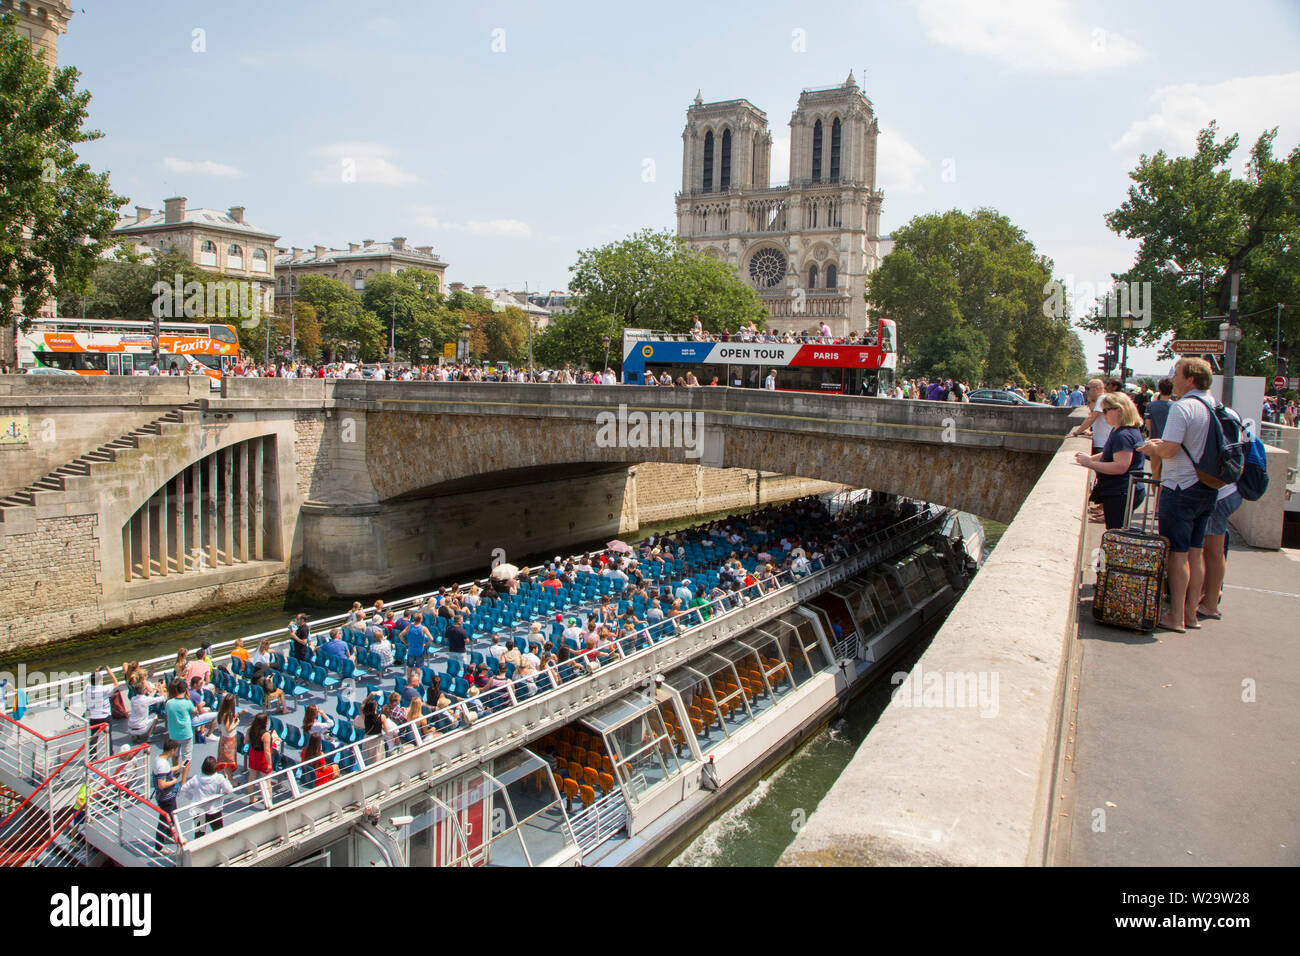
[1059,530,1300,866]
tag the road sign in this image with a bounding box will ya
[1171,339,1225,355]
[1275,375,1288,392]
[443,342,455,358]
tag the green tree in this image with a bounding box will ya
[543,228,767,370]
[866,209,1077,385]
[294,275,368,361]
[1,13,125,336]
[1104,122,1300,376]
[360,270,453,362]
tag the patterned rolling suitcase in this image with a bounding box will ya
[1093,476,1168,632]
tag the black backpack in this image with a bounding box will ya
[1188,395,1245,489]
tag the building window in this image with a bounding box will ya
[830,117,841,182]
[252,249,268,273]
[278,277,285,293]
[290,275,297,292]
[354,274,365,290]
[811,120,823,182]
[826,264,837,290]
[808,264,818,289]
[720,128,731,190]
[227,244,243,270]
[702,130,714,193]
[199,240,217,267]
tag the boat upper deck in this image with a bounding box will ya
[1,494,950,866]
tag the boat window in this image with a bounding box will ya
[701,654,754,733]
[606,706,681,801]
[668,667,728,753]
[719,642,776,719]
[746,630,796,701]
[406,794,470,867]
[872,574,906,617]
[792,616,830,675]
[758,619,812,687]
[499,750,574,866]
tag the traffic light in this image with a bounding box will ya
[1101,332,1120,375]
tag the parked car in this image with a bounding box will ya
[968,388,1038,406]
[23,365,77,375]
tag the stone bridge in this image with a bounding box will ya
[0,378,1073,650]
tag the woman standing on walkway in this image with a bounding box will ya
[1075,392,1146,530]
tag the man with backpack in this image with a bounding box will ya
[1198,405,1270,621]
[1139,358,1222,633]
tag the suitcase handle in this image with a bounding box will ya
[1125,474,1160,531]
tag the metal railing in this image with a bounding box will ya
[0,740,92,867]
[84,752,183,868]
[569,789,629,856]
[0,710,104,790]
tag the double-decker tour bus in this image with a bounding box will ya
[620,318,897,395]
[16,319,241,385]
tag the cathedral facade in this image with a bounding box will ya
[675,73,885,337]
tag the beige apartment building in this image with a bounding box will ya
[275,239,448,298]
[112,198,279,314]
[675,73,889,337]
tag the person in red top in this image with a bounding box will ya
[302,735,338,787]
[540,571,562,590]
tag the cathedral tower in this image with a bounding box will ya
[675,73,886,336]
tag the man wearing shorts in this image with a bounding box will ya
[1140,358,1218,633]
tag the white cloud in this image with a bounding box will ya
[911,0,1143,73]
[877,128,929,194]
[1111,72,1300,167]
[161,157,241,177]
[410,206,531,237]
[309,142,420,186]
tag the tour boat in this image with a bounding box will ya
[0,494,981,867]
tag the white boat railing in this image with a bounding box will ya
[569,789,629,856]
[0,740,91,867]
[0,711,104,792]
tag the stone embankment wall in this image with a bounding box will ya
[0,377,211,496]
[633,463,842,524]
[778,437,1092,867]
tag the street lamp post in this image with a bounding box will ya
[460,323,471,363]
[1276,302,1285,381]
[288,259,295,365]
[601,335,611,381]
[390,293,397,367]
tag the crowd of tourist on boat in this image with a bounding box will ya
[78,493,926,845]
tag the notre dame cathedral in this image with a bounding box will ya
[675,72,888,337]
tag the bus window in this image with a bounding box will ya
[208,324,239,344]
[775,365,842,393]
[35,350,107,371]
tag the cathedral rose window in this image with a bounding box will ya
[749,248,787,288]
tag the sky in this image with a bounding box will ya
[58,0,1300,377]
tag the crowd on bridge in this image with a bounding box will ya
[1070,358,1264,635]
[109,492,925,849]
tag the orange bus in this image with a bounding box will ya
[16,319,241,385]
